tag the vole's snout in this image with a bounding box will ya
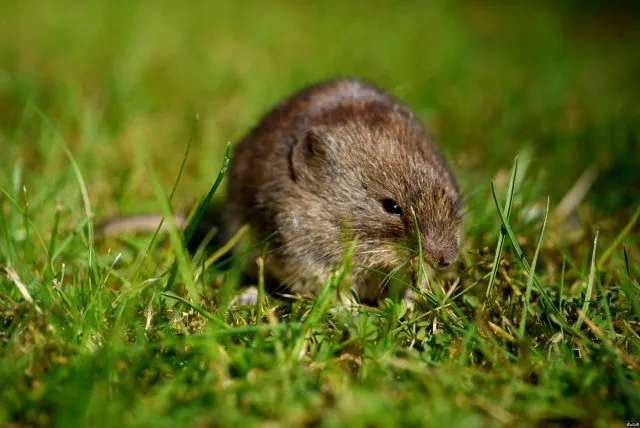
[436,257,451,268]
[422,240,458,269]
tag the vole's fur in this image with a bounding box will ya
[221,78,462,303]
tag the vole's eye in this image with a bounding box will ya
[381,198,403,216]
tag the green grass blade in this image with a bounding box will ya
[574,230,599,332]
[45,202,62,277]
[147,162,197,298]
[60,132,95,275]
[132,117,201,287]
[490,181,572,332]
[182,142,232,249]
[0,187,49,262]
[484,157,519,306]
[163,143,232,293]
[410,206,427,295]
[518,196,550,338]
[597,205,640,269]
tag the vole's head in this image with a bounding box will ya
[289,102,462,272]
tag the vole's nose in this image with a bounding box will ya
[422,241,457,269]
[437,258,451,268]
[432,252,454,268]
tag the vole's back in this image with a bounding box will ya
[225,80,390,213]
[223,78,424,241]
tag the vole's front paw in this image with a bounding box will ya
[230,286,259,306]
[402,287,417,312]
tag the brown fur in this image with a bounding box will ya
[221,78,462,303]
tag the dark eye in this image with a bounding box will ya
[381,198,403,216]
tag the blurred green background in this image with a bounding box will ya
[0,0,638,218]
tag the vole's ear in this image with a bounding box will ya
[290,128,331,182]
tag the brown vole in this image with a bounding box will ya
[221,78,462,303]
[99,78,462,304]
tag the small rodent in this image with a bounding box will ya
[99,78,462,304]
[220,78,462,303]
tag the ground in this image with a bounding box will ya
[1,1,639,427]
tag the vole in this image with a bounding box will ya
[99,78,462,304]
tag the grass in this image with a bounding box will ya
[1,1,640,426]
